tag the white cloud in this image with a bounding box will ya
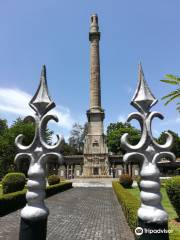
[0,88,32,116]
[51,106,74,130]
[0,88,74,131]
[118,114,127,123]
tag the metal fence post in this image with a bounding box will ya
[15,65,64,240]
[121,63,175,240]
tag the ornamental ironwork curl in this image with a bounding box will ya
[121,63,175,223]
[15,65,64,220]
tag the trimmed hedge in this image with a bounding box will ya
[2,173,26,194]
[0,189,26,216]
[112,181,140,231]
[0,181,72,217]
[46,181,72,197]
[113,181,180,240]
[165,176,180,219]
[48,175,60,186]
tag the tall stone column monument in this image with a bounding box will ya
[83,14,109,177]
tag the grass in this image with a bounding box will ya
[127,186,180,240]
[0,184,2,196]
[127,187,177,219]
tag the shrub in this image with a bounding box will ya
[0,182,72,217]
[0,189,26,216]
[119,174,133,188]
[165,176,180,219]
[112,181,140,231]
[160,178,168,188]
[175,168,180,175]
[47,175,60,186]
[46,182,72,197]
[2,172,26,194]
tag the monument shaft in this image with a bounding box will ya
[90,27,101,109]
[83,14,109,177]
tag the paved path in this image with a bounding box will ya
[72,178,115,187]
[0,188,134,240]
[71,178,138,188]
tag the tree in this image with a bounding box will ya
[161,74,180,112]
[0,117,53,179]
[68,123,88,154]
[61,142,79,155]
[158,130,180,158]
[0,119,8,135]
[0,118,35,178]
[107,122,141,154]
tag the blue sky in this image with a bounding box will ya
[0,0,179,140]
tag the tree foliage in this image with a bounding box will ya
[161,74,180,112]
[0,119,8,135]
[158,130,180,157]
[107,122,141,154]
[107,122,180,157]
[68,123,88,154]
[0,117,53,179]
[61,142,80,155]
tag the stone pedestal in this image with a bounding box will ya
[83,134,109,177]
[83,154,109,177]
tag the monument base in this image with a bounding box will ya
[80,175,112,178]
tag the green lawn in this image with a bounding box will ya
[127,187,177,219]
[127,187,180,240]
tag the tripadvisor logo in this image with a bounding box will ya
[135,227,143,236]
[135,227,173,235]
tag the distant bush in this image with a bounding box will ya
[119,174,133,188]
[47,175,60,186]
[112,181,140,231]
[175,168,180,175]
[165,176,180,219]
[2,173,26,194]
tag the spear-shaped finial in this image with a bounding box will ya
[41,64,46,78]
[131,63,157,114]
[15,65,64,239]
[121,63,175,231]
[29,65,55,116]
